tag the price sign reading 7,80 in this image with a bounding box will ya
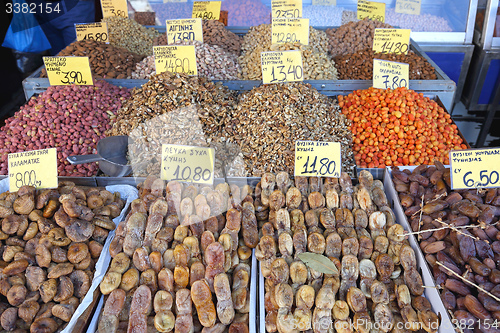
[450,148,500,189]
[373,59,409,90]
[294,141,341,177]
[261,50,303,84]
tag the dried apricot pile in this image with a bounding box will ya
[338,87,467,168]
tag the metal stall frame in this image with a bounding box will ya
[475,0,500,50]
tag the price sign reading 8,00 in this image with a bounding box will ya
[8,148,58,192]
[450,148,500,190]
[9,171,41,189]
[294,141,341,178]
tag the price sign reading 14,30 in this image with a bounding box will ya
[8,148,58,192]
[261,50,303,84]
[294,141,341,177]
[161,144,214,185]
[450,148,500,189]
[153,45,197,76]
[373,59,409,90]
[75,22,109,43]
[43,56,93,86]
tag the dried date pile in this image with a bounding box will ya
[334,49,437,80]
[0,183,125,332]
[98,176,258,332]
[224,83,355,177]
[393,162,500,331]
[255,171,440,332]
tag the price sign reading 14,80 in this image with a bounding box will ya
[261,50,303,84]
[161,144,214,185]
[450,148,500,189]
[153,45,197,76]
[8,148,58,192]
[192,1,221,20]
[373,28,411,55]
[295,141,341,177]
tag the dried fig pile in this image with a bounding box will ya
[393,162,500,329]
[255,171,440,332]
[0,183,125,332]
[98,175,258,332]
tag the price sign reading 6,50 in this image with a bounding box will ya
[161,144,214,185]
[450,148,500,190]
[295,141,341,177]
[43,56,93,86]
[75,22,109,43]
[373,59,409,90]
[261,50,303,84]
[8,148,58,192]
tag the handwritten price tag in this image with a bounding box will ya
[395,0,421,15]
[312,0,336,5]
[450,148,500,189]
[294,141,341,177]
[154,45,197,76]
[272,18,309,45]
[192,1,221,20]
[357,0,385,22]
[43,56,93,86]
[161,144,214,185]
[101,0,128,18]
[272,0,302,18]
[373,29,411,55]
[8,148,57,192]
[75,22,109,43]
[166,18,203,44]
[261,50,303,84]
[373,59,409,90]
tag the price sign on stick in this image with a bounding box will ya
[395,0,421,15]
[450,148,500,189]
[8,148,58,192]
[154,45,197,76]
[192,1,221,20]
[261,50,303,84]
[75,22,109,43]
[166,19,203,44]
[272,0,302,18]
[161,144,214,185]
[272,18,309,45]
[43,56,93,86]
[373,59,409,90]
[357,0,385,22]
[101,0,128,18]
[295,141,341,177]
[373,29,411,55]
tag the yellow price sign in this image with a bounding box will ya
[395,0,421,15]
[8,148,58,192]
[161,144,214,185]
[166,18,203,44]
[192,1,221,20]
[294,141,341,178]
[100,0,128,18]
[261,50,303,84]
[373,29,411,55]
[373,59,409,90]
[272,0,302,18]
[272,18,309,45]
[154,45,197,76]
[357,0,385,22]
[450,148,500,189]
[75,22,109,43]
[312,0,336,5]
[43,56,93,86]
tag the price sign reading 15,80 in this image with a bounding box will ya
[295,141,341,177]
[450,148,500,189]
[75,22,109,43]
[261,50,303,84]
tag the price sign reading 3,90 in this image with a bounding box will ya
[154,45,197,76]
[450,148,500,190]
[261,50,303,84]
[161,144,215,185]
[357,0,385,22]
[373,59,409,90]
[75,22,109,43]
[8,148,58,192]
[295,141,341,177]
[373,29,411,55]
[43,56,93,86]
[101,0,128,18]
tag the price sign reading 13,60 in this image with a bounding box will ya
[450,148,500,189]
[294,141,341,177]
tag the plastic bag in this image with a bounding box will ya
[2,0,51,53]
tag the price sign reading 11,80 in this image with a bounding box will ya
[450,148,500,189]
[294,141,341,177]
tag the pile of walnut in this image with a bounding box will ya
[255,171,440,332]
[98,176,258,333]
[393,162,500,329]
[0,182,125,332]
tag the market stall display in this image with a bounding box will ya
[220,0,271,27]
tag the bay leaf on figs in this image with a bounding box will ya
[297,252,339,275]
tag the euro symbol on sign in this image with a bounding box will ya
[297,156,302,160]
